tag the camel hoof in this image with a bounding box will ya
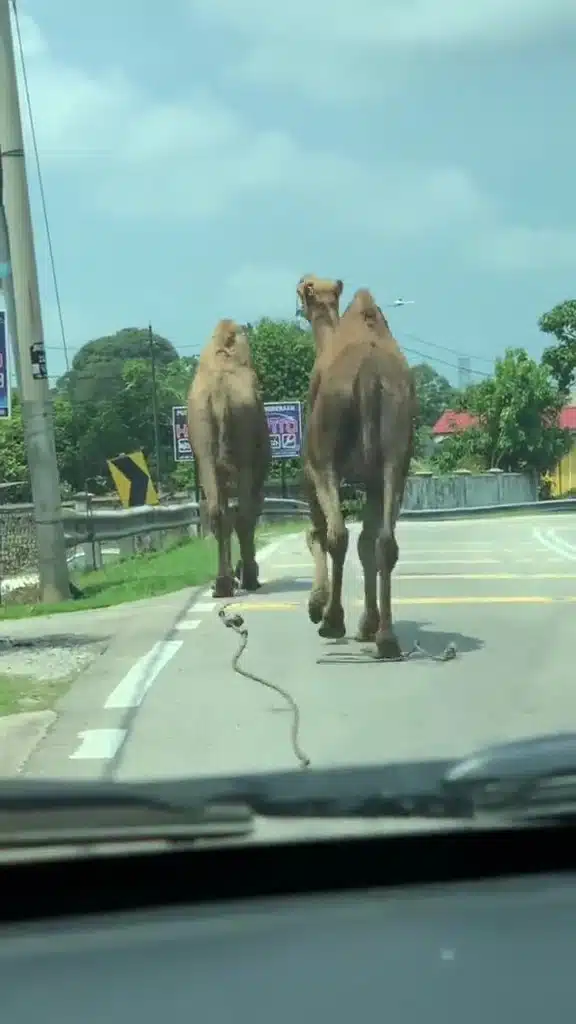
[318,614,346,640]
[240,560,261,591]
[355,614,379,643]
[308,600,324,624]
[212,576,236,599]
[243,577,261,592]
[308,588,328,624]
[373,632,403,662]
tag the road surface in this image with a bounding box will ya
[24,512,576,782]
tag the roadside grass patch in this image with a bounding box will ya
[0,536,218,619]
[0,522,305,620]
[0,673,73,716]
[257,518,308,542]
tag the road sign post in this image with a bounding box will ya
[107,451,159,508]
[172,405,194,462]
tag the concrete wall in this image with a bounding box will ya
[402,471,538,511]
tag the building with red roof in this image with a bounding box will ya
[431,404,576,494]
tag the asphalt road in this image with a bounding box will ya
[23,511,576,785]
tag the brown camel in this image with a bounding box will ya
[296,276,416,660]
[187,318,271,598]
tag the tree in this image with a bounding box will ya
[0,394,30,501]
[247,318,315,406]
[538,300,576,396]
[57,328,179,405]
[434,348,570,475]
[411,363,456,429]
[245,318,315,482]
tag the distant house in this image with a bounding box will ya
[431,410,478,443]
[431,405,576,494]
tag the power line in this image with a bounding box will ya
[12,2,70,371]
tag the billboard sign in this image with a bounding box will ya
[0,311,11,419]
[172,405,193,462]
[171,399,304,462]
[264,401,302,459]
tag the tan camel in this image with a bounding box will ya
[187,318,271,598]
[297,276,416,660]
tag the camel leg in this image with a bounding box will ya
[374,464,402,660]
[201,463,235,599]
[309,469,348,639]
[304,482,330,625]
[235,475,262,592]
[355,484,381,642]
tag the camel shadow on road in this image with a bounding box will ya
[255,575,312,596]
[319,619,483,664]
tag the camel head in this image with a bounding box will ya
[296,275,343,325]
[211,318,252,366]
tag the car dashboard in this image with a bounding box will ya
[1,860,574,1022]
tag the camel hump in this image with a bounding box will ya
[346,289,389,328]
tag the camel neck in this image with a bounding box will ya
[311,309,339,351]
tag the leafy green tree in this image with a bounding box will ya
[434,348,570,475]
[0,393,30,501]
[58,328,178,405]
[246,318,316,484]
[538,300,576,396]
[247,318,315,405]
[411,363,456,429]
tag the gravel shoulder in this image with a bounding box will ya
[0,585,202,776]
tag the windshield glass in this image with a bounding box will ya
[0,1,575,840]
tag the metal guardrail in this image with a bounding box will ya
[60,497,311,547]
[60,495,576,545]
[1,495,574,549]
[397,498,576,521]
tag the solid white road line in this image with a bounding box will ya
[534,527,576,562]
[70,729,126,760]
[104,640,183,710]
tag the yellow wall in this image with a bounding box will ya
[550,433,576,495]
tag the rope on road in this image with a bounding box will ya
[317,638,457,665]
[218,603,311,770]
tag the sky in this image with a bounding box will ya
[3,0,576,390]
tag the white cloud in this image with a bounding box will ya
[472,226,576,272]
[188,0,576,100]
[18,12,486,237]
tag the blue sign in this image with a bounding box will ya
[0,311,10,419]
[264,401,302,459]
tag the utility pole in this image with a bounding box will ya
[0,0,70,602]
[148,323,162,493]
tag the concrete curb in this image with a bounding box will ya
[0,709,56,776]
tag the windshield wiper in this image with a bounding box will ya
[3,731,576,846]
[0,782,255,847]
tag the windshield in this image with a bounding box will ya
[0,1,575,843]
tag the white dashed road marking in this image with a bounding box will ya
[104,640,183,711]
[70,729,126,760]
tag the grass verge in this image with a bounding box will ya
[0,673,73,716]
[256,518,308,541]
[0,521,307,621]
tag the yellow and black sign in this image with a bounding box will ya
[107,450,159,508]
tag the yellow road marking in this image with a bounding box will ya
[396,573,576,581]
[227,596,576,611]
[273,563,313,569]
[387,596,576,605]
[226,602,297,611]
